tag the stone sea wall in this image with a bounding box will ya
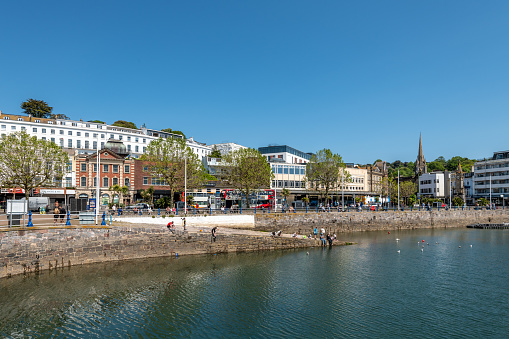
[0,226,327,279]
[254,209,509,234]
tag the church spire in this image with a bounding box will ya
[415,133,426,176]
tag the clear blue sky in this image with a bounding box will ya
[1,1,508,164]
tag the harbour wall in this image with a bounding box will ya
[254,209,509,233]
[0,226,328,279]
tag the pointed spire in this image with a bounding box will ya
[415,133,426,175]
[457,161,463,173]
[418,133,423,159]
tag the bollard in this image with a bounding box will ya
[193,207,195,215]
[317,206,319,213]
[176,207,179,216]
[254,207,256,214]
[419,205,420,211]
[158,208,161,215]
[225,207,227,214]
[240,206,242,214]
[139,209,141,216]
[209,207,212,215]
[118,209,120,216]
[438,205,440,211]
[376,206,379,212]
[27,210,33,227]
[101,211,106,225]
[109,214,112,225]
[66,211,71,226]
[306,205,308,213]
[348,206,350,212]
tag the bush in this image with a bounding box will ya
[152,215,155,218]
[162,215,166,218]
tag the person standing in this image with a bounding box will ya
[53,201,60,226]
[313,227,318,239]
[59,204,66,225]
[211,226,218,242]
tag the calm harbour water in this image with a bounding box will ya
[1,228,509,338]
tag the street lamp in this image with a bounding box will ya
[95,136,100,225]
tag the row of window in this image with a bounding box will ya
[1,125,148,143]
[80,177,130,187]
[80,163,130,173]
[420,188,440,193]
[271,165,306,175]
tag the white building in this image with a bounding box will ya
[186,137,212,159]
[473,150,509,205]
[258,145,312,164]
[418,172,445,198]
[209,142,247,156]
[0,111,183,158]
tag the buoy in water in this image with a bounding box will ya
[422,240,425,242]
[388,232,390,234]
[397,250,400,253]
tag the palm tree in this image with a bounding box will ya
[281,188,291,208]
[109,184,129,206]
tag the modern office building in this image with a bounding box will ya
[418,172,445,198]
[258,145,312,164]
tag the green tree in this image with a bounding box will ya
[155,196,172,208]
[218,148,274,208]
[301,196,309,206]
[88,120,105,124]
[0,131,69,200]
[306,149,346,204]
[140,186,155,205]
[112,120,138,129]
[210,146,222,158]
[21,98,53,118]
[109,184,129,206]
[477,198,489,206]
[281,188,291,207]
[140,137,204,208]
[452,197,464,206]
[400,181,417,205]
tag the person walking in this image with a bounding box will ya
[211,226,218,242]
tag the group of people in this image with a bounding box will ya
[314,227,336,247]
[52,201,66,225]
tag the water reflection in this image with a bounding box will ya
[1,229,509,338]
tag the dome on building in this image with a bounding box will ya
[103,139,129,156]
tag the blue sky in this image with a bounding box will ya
[1,1,508,164]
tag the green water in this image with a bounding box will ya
[1,228,508,338]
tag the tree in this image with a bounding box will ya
[281,188,291,207]
[218,148,273,208]
[21,98,52,118]
[109,184,129,206]
[301,196,309,206]
[400,181,417,205]
[477,198,489,206]
[89,120,105,124]
[306,149,346,204]
[155,197,172,208]
[140,186,155,205]
[452,197,464,206]
[0,131,69,200]
[112,120,137,129]
[140,137,204,208]
[210,146,222,158]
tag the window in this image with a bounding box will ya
[18,118,23,121]
[127,136,131,141]
[51,138,55,143]
[93,177,97,186]
[93,133,98,138]
[60,130,64,135]
[119,135,123,140]
[21,126,26,131]
[135,137,139,142]
[68,139,72,148]
[113,165,119,173]
[103,177,108,187]
[81,177,87,187]
[93,141,97,149]
[101,142,104,148]
[112,177,118,185]
[77,132,81,136]
[3,117,9,120]
[143,138,146,143]
[35,119,40,123]
[127,145,131,151]
[81,163,87,171]
[143,166,148,171]
[72,122,77,126]
[135,146,139,152]
[42,128,46,133]
[125,165,130,173]
[103,164,109,172]
[143,177,148,185]
[33,128,37,132]
[101,134,105,138]
[110,134,114,139]
[85,141,89,149]
[85,133,89,137]
[143,147,146,152]
[42,137,46,140]
[0,125,5,130]
[125,178,130,186]
[77,140,81,148]
[93,164,97,172]
[11,126,16,130]
[68,131,72,135]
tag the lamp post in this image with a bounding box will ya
[489,173,492,208]
[95,136,100,225]
[397,169,400,211]
[184,155,187,215]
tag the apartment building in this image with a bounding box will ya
[418,172,445,198]
[473,150,509,205]
[209,142,247,156]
